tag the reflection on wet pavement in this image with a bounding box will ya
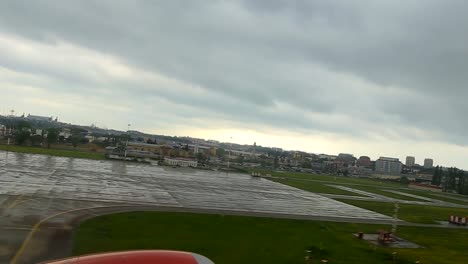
[0,151,392,220]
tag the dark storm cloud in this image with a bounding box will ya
[1,0,468,144]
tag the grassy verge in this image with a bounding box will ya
[74,212,468,264]
[337,199,468,224]
[399,189,468,206]
[253,169,407,188]
[266,170,466,204]
[347,185,428,202]
[395,226,468,263]
[271,178,365,196]
[0,144,105,160]
[264,171,425,200]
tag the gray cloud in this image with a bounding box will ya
[1,0,468,147]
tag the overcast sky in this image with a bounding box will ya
[1,0,467,168]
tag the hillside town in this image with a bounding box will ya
[0,112,466,194]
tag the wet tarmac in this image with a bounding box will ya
[0,151,394,220]
[0,151,396,263]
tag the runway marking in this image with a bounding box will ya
[7,199,34,209]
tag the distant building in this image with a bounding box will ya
[414,174,433,183]
[229,149,260,157]
[318,154,337,160]
[323,160,345,172]
[164,157,198,167]
[59,128,72,139]
[356,156,372,167]
[406,156,415,167]
[206,147,217,156]
[347,166,373,176]
[94,136,108,142]
[26,114,53,122]
[32,129,43,136]
[84,135,95,142]
[424,158,434,168]
[338,153,354,160]
[127,142,172,156]
[375,157,402,175]
[293,152,303,159]
[337,153,356,166]
[409,182,442,192]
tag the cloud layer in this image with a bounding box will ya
[1,0,467,167]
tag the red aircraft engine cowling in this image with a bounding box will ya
[42,250,215,264]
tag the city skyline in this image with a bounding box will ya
[1,111,443,170]
[1,1,468,169]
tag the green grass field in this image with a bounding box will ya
[345,185,428,202]
[337,199,468,224]
[0,144,105,160]
[398,189,468,206]
[271,178,365,196]
[259,170,468,204]
[74,212,468,264]
[265,172,427,201]
[259,170,406,188]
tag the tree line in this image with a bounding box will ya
[8,120,88,148]
[432,166,468,195]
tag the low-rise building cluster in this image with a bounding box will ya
[0,112,439,178]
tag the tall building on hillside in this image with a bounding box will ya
[424,158,434,168]
[356,156,372,167]
[375,157,402,175]
[406,156,415,167]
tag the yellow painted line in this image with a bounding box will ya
[8,198,34,209]
[7,195,24,209]
[10,205,130,264]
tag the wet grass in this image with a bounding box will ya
[346,185,428,202]
[0,145,105,160]
[399,189,468,206]
[261,170,440,203]
[271,178,366,196]
[264,172,427,201]
[256,170,407,188]
[336,199,468,224]
[74,211,468,264]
